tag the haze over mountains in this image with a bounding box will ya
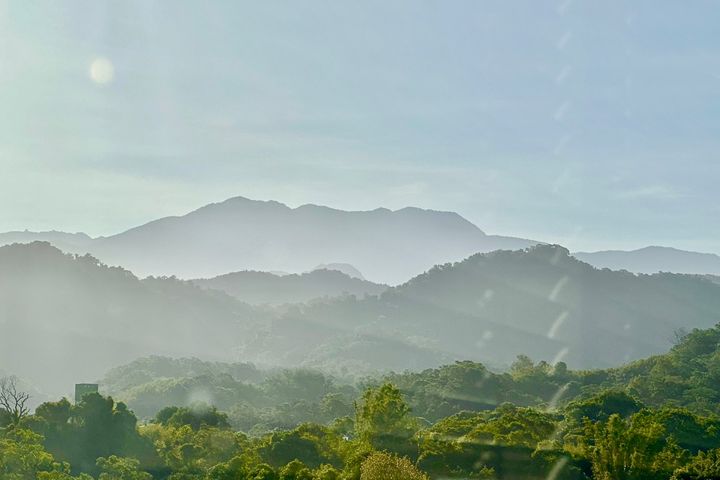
[2,196,719,284]
[574,246,720,276]
[4,241,720,399]
[0,242,268,395]
[4,196,720,399]
[246,244,720,374]
[192,269,387,306]
[1,196,537,285]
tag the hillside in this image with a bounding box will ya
[97,323,720,430]
[575,246,720,275]
[4,242,720,397]
[0,242,268,395]
[243,245,720,371]
[0,230,92,254]
[311,263,365,280]
[193,269,387,305]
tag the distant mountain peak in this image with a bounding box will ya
[0,196,539,284]
[194,196,290,213]
[311,263,365,280]
[574,245,720,275]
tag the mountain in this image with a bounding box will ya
[243,244,720,372]
[192,269,387,305]
[0,242,268,395]
[49,196,536,285]
[574,246,720,275]
[0,230,92,254]
[5,242,720,397]
[311,263,365,280]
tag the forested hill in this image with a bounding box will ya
[0,242,269,394]
[4,242,720,397]
[192,269,387,305]
[248,245,720,372]
[96,323,720,431]
[394,245,720,364]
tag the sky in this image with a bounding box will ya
[0,0,718,253]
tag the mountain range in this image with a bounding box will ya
[192,269,387,305]
[0,196,537,285]
[2,196,719,284]
[245,244,720,374]
[574,246,720,275]
[4,241,720,398]
[0,242,268,395]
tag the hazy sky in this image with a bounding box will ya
[1,1,718,253]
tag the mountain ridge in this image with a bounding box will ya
[55,196,540,284]
[192,268,387,305]
[3,196,720,283]
[574,245,720,275]
[4,241,720,397]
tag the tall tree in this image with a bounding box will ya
[355,383,418,454]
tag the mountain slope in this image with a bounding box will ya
[574,246,720,275]
[5,242,720,396]
[391,245,720,366]
[245,245,720,371]
[0,242,268,395]
[0,230,92,254]
[193,269,387,305]
[88,196,537,284]
[311,263,365,280]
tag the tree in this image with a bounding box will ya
[671,449,720,480]
[0,376,30,425]
[0,427,91,479]
[355,383,417,453]
[583,413,685,480]
[313,464,340,480]
[155,404,230,430]
[247,463,278,480]
[360,452,429,480]
[566,390,644,425]
[29,393,158,476]
[462,403,557,449]
[96,456,152,480]
[279,459,313,480]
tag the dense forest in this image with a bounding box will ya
[5,324,720,479]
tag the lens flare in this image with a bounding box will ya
[89,57,114,84]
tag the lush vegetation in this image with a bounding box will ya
[5,325,720,479]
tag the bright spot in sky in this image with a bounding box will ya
[89,57,114,84]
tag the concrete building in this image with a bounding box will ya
[74,383,99,404]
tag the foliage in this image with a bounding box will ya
[0,428,91,480]
[581,413,686,480]
[355,383,418,454]
[15,324,720,479]
[359,452,429,480]
[27,393,157,476]
[96,455,152,480]
[672,449,720,480]
[155,404,231,430]
[278,459,313,480]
